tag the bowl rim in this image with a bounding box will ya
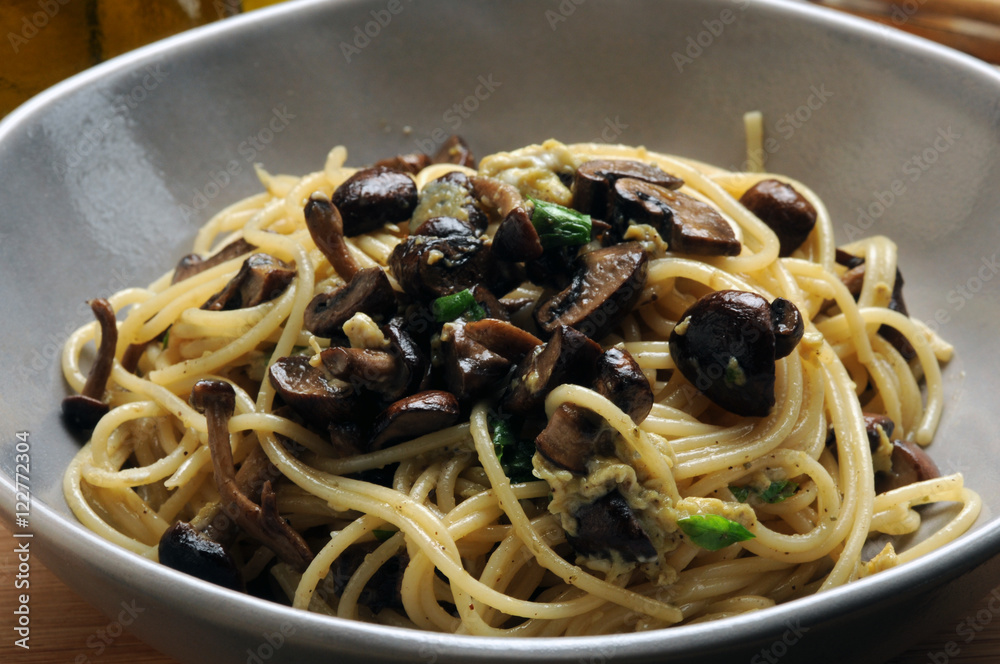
[3,0,1000,660]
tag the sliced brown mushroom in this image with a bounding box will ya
[611,179,741,256]
[158,521,244,591]
[470,176,543,261]
[432,135,475,168]
[567,490,657,563]
[373,152,432,175]
[331,166,419,236]
[462,318,542,360]
[534,242,648,340]
[593,347,654,424]
[875,439,941,493]
[440,319,540,403]
[410,171,487,234]
[534,404,612,473]
[190,380,313,571]
[863,413,895,453]
[202,253,295,311]
[303,267,397,339]
[172,238,256,284]
[410,215,477,238]
[389,234,509,301]
[524,244,579,291]
[304,192,361,281]
[62,298,117,430]
[268,356,356,430]
[572,159,683,220]
[368,390,461,451]
[669,290,804,417]
[835,251,916,360]
[502,325,603,417]
[739,179,817,256]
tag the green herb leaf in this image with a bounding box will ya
[161,328,170,349]
[758,479,798,503]
[528,197,592,249]
[677,514,755,551]
[372,528,398,542]
[729,485,751,503]
[490,415,535,483]
[432,288,487,323]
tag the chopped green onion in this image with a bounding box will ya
[729,485,751,503]
[677,514,755,551]
[490,415,535,483]
[528,197,592,249]
[729,480,798,504]
[373,528,398,542]
[161,328,170,349]
[432,288,487,323]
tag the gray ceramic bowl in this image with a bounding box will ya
[3,1,1000,662]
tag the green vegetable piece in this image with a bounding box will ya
[373,528,398,542]
[677,514,755,551]
[758,479,798,503]
[431,288,487,323]
[528,197,592,249]
[161,328,170,349]
[490,416,535,483]
[729,485,751,503]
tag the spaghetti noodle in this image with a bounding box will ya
[60,138,979,634]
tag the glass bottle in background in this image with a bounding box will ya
[0,0,243,118]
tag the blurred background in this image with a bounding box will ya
[0,0,284,117]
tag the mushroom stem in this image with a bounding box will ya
[191,380,314,571]
[305,192,361,281]
[61,298,118,430]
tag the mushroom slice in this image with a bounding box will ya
[503,325,602,417]
[534,242,648,340]
[369,390,461,451]
[389,234,507,301]
[863,413,895,453]
[769,297,805,360]
[593,347,653,424]
[572,159,683,219]
[567,490,657,563]
[191,380,313,571]
[304,193,361,281]
[411,171,487,234]
[158,521,244,591]
[202,253,295,311]
[432,135,475,168]
[739,179,817,256]
[835,251,916,360]
[534,404,612,473]
[268,356,356,430]
[440,317,541,402]
[331,165,419,236]
[612,179,740,256]
[875,439,941,493]
[411,215,477,238]
[373,152,432,175]
[669,290,804,417]
[304,267,397,339]
[172,238,256,284]
[62,298,117,430]
[470,176,543,261]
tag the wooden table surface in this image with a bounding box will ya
[3,521,1000,664]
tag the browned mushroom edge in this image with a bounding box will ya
[62,298,117,430]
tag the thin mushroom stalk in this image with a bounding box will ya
[305,192,361,280]
[62,298,117,430]
[190,379,314,571]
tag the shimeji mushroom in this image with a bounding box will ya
[61,298,117,430]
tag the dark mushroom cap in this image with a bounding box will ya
[534,404,612,473]
[567,490,657,563]
[593,347,653,424]
[369,390,461,451]
[863,413,895,453]
[440,319,540,403]
[268,356,356,429]
[639,185,741,256]
[875,439,941,493]
[158,521,243,592]
[411,215,477,238]
[769,297,804,360]
[61,298,118,431]
[320,348,407,400]
[304,193,361,281]
[331,166,419,236]
[534,242,648,341]
[389,234,506,301]
[739,179,817,257]
[172,238,256,284]
[202,253,296,311]
[836,252,916,360]
[373,152,432,175]
[303,267,397,339]
[669,290,803,417]
[61,395,110,431]
[492,204,543,262]
[432,135,475,168]
[572,159,683,219]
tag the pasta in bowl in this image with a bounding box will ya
[60,137,978,635]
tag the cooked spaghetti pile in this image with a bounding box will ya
[61,137,979,635]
